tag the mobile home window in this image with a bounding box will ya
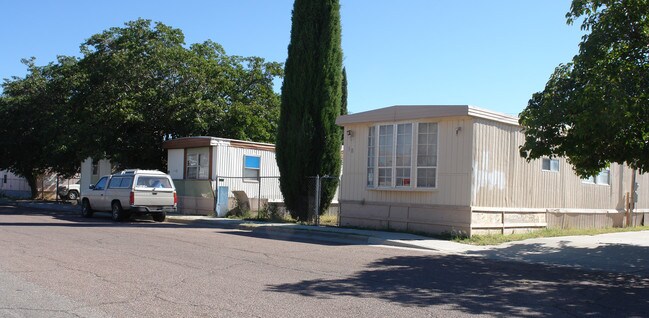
[378,125,394,186]
[542,158,559,172]
[367,127,376,187]
[186,152,208,180]
[3,174,6,184]
[417,123,437,188]
[244,155,261,181]
[367,122,437,189]
[395,123,413,187]
[582,169,610,185]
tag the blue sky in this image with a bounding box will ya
[0,1,584,116]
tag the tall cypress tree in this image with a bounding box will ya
[277,0,343,221]
[341,67,348,116]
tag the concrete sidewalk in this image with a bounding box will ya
[6,200,649,276]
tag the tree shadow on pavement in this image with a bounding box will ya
[267,252,649,317]
[466,241,649,277]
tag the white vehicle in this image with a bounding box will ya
[80,170,177,222]
[58,181,81,201]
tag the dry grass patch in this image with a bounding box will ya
[455,226,649,246]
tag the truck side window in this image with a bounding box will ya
[94,177,108,190]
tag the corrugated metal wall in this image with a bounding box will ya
[471,118,649,211]
[215,144,283,202]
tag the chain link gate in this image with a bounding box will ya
[307,175,341,226]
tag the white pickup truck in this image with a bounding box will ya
[58,181,81,201]
[80,170,177,222]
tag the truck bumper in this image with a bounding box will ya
[130,206,177,214]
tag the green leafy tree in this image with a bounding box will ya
[340,67,348,143]
[77,19,282,170]
[276,0,343,221]
[1,19,282,196]
[0,57,81,198]
[519,0,649,177]
[341,67,348,116]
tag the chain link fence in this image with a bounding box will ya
[0,173,80,200]
[306,175,341,225]
[213,175,340,225]
[214,176,287,218]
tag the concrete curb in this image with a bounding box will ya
[238,223,373,244]
[12,201,80,214]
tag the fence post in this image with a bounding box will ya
[315,175,320,226]
[214,176,218,217]
[55,174,60,204]
[258,176,262,216]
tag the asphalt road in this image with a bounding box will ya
[1,204,648,317]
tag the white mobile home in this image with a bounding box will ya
[80,158,114,196]
[1,170,80,199]
[0,170,30,198]
[336,105,649,236]
[163,136,283,216]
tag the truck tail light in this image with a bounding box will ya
[173,191,177,207]
[129,191,134,206]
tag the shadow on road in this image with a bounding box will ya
[221,230,356,247]
[0,204,231,229]
[466,241,649,276]
[0,204,351,246]
[266,253,649,316]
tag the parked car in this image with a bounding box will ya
[58,181,81,201]
[80,169,177,222]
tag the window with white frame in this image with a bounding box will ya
[582,169,610,185]
[367,128,376,187]
[542,158,559,172]
[378,125,394,186]
[417,123,437,188]
[395,123,412,186]
[367,122,437,189]
[186,151,209,179]
[243,155,261,181]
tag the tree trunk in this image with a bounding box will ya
[25,173,39,199]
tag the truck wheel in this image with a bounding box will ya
[67,190,79,201]
[152,212,166,222]
[81,199,93,218]
[111,202,124,222]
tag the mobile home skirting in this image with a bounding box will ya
[471,207,648,235]
[340,201,646,236]
[339,200,472,235]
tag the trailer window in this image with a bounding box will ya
[244,155,261,181]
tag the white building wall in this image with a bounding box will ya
[340,116,474,207]
[167,149,184,179]
[80,158,112,196]
[470,119,649,211]
[215,143,283,202]
[0,170,30,198]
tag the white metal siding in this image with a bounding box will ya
[471,119,649,210]
[215,144,283,202]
